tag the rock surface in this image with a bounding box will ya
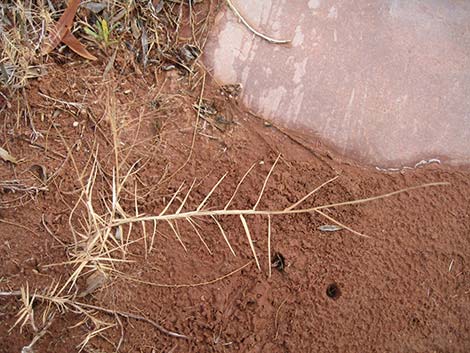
[205,0,470,167]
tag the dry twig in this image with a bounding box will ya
[225,0,291,44]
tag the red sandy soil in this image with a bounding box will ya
[1,48,470,353]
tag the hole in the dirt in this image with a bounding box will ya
[326,283,341,300]
[271,252,285,272]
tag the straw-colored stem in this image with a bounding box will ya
[167,220,187,252]
[240,215,261,271]
[112,182,448,227]
[253,154,280,210]
[197,172,227,211]
[225,0,291,44]
[224,162,256,210]
[267,215,272,278]
[211,215,236,256]
[285,175,340,211]
[187,218,212,255]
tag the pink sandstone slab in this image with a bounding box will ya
[204,0,470,167]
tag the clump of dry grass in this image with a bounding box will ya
[0,0,53,88]
[1,0,215,91]
[0,282,188,352]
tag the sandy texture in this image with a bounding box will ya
[1,60,469,353]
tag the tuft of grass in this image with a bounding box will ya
[0,0,51,88]
[1,0,216,90]
[83,17,117,49]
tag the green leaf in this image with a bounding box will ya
[84,26,99,39]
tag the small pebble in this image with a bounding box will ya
[72,121,79,127]
[318,225,342,232]
[115,226,122,241]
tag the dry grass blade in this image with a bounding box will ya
[211,215,236,256]
[0,218,42,238]
[197,173,228,211]
[134,182,148,256]
[187,218,212,255]
[12,284,35,332]
[78,322,116,351]
[21,312,55,353]
[285,175,340,211]
[162,73,206,184]
[315,209,368,238]
[149,220,158,253]
[315,182,450,210]
[267,215,272,278]
[224,162,256,210]
[167,220,187,252]
[253,155,280,210]
[122,261,252,288]
[176,179,196,214]
[240,215,261,271]
[160,182,185,216]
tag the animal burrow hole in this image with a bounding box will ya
[326,282,341,300]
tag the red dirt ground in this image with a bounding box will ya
[1,35,470,353]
